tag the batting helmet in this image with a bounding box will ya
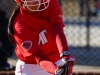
[15,0,50,11]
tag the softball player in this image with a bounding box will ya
[8,0,76,75]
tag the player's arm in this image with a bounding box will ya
[47,0,76,74]
[48,0,69,53]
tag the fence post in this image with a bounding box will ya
[86,0,91,50]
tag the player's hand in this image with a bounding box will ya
[61,54,76,66]
[55,62,73,75]
[60,51,76,75]
[55,65,64,75]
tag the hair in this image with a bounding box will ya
[7,4,20,44]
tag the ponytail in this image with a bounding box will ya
[8,4,20,44]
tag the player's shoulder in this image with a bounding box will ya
[44,0,61,13]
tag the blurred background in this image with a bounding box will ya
[0,0,100,75]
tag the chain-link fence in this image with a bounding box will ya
[61,0,100,66]
[0,0,100,68]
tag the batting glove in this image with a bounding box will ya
[60,51,76,75]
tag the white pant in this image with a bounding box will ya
[15,59,62,75]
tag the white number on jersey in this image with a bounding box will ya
[38,29,48,45]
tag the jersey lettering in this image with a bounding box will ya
[38,29,48,45]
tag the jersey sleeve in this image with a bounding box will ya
[13,22,57,74]
[51,22,69,53]
[45,0,69,53]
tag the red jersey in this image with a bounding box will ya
[13,0,68,73]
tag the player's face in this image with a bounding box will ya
[23,0,42,12]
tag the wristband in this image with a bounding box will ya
[60,51,71,58]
